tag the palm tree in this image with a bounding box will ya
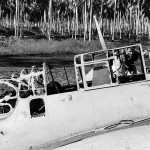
[15,0,19,37]
[0,0,16,28]
[84,0,87,41]
[107,0,129,40]
[141,0,150,38]
[89,0,93,41]
[48,0,52,40]
[142,0,150,19]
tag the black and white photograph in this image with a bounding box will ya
[1,0,150,150]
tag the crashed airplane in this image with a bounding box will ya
[1,43,150,150]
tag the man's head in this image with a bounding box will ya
[126,48,133,58]
[125,47,139,61]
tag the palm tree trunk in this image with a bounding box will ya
[6,15,9,28]
[129,6,132,39]
[20,0,23,38]
[15,0,17,37]
[119,11,121,39]
[112,0,116,41]
[0,4,1,19]
[100,0,104,35]
[141,15,144,36]
[82,4,84,36]
[111,19,113,36]
[136,1,139,41]
[15,0,19,38]
[148,21,150,39]
[145,18,148,35]
[67,16,70,33]
[43,9,47,35]
[74,3,77,39]
[84,0,87,42]
[48,0,52,40]
[10,12,12,28]
[89,0,93,41]
[17,0,20,37]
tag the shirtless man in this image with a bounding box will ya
[122,47,139,76]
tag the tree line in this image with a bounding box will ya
[0,0,150,41]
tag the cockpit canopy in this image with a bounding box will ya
[74,44,147,90]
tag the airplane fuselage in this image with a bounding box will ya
[1,80,150,150]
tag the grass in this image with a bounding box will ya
[0,38,101,55]
[0,37,150,55]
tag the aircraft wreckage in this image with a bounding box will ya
[1,44,150,150]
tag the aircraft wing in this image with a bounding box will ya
[53,122,150,150]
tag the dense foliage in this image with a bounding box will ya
[0,0,150,41]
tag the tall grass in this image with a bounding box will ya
[0,38,102,55]
[0,38,149,55]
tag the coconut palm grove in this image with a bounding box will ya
[0,0,150,42]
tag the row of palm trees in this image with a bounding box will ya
[0,0,150,41]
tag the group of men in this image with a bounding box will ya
[112,47,140,78]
